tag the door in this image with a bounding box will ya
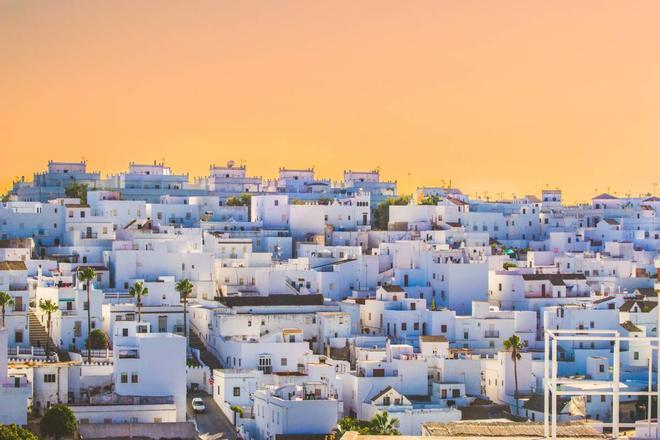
[158,316,167,333]
[362,213,368,226]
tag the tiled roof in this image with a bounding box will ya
[420,335,448,342]
[0,238,32,249]
[217,294,325,308]
[447,196,468,206]
[521,274,586,285]
[0,261,28,271]
[369,386,394,402]
[422,421,604,438]
[381,285,405,293]
[592,193,618,200]
[620,300,656,313]
[620,321,642,333]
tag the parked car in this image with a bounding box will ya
[191,397,206,413]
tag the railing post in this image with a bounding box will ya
[544,331,549,439]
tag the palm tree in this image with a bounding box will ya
[39,299,58,361]
[175,279,193,346]
[128,281,149,322]
[77,267,96,363]
[504,334,524,416]
[0,291,15,328]
[369,411,400,435]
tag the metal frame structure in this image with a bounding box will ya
[543,328,659,439]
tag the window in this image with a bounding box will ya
[120,373,128,384]
[441,325,447,333]
[257,355,272,373]
[233,387,241,397]
[401,323,407,331]
[281,358,287,366]
[601,395,606,402]
[131,373,139,383]
[44,374,56,383]
[599,364,605,373]
[634,352,639,360]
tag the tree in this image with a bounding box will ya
[504,334,524,416]
[225,193,252,218]
[0,423,38,440]
[369,411,400,435]
[88,329,109,350]
[77,267,96,364]
[39,299,58,361]
[128,281,149,322]
[0,291,15,328]
[230,405,243,426]
[373,195,411,230]
[64,182,88,205]
[175,278,194,346]
[40,404,77,439]
[336,417,367,437]
[418,194,441,205]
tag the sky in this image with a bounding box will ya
[1,1,659,202]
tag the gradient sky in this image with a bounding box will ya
[1,1,659,202]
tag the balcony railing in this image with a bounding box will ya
[484,330,500,338]
[9,284,28,291]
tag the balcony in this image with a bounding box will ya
[9,283,28,291]
[80,232,98,239]
[484,330,500,338]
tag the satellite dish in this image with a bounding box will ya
[227,160,235,168]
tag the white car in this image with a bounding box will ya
[191,397,206,413]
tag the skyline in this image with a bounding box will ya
[2,1,660,202]
[6,158,658,204]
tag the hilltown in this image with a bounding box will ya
[1,160,659,439]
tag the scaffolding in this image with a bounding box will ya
[543,328,659,439]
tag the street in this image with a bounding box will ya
[187,391,238,440]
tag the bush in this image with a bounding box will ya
[88,329,109,350]
[0,424,38,440]
[40,404,77,439]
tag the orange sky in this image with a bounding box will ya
[1,1,659,202]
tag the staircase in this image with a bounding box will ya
[28,310,70,361]
[189,329,223,369]
[28,310,52,347]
